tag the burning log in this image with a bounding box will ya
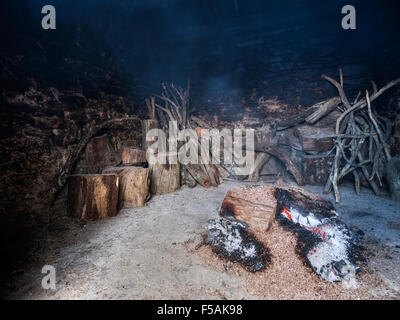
[121,148,147,166]
[206,184,362,282]
[102,166,150,207]
[67,174,119,221]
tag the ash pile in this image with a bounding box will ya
[205,184,364,283]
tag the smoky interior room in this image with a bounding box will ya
[1,0,400,301]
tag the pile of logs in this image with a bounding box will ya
[146,81,222,190]
[146,74,399,202]
[62,71,400,221]
[193,72,399,203]
[68,139,150,221]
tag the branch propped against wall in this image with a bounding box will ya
[49,116,140,206]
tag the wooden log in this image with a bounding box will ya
[248,152,270,182]
[50,116,139,206]
[301,156,334,186]
[259,145,304,185]
[141,119,159,151]
[185,163,211,188]
[102,166,150,207]
[121,148,147,166]
[385,155,400,202]
[67,174,119,221]
[294,125,334,153]
[85,134,120,174]
[305,97,341,124]
[220,184,277,234]
[181,166,197,188]
[212,184,358,281]
[150,161,180,195]
[141,119,180,194]
[277,97,340,129]
[220,184,336,234]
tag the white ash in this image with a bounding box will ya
[280,207,360,283]
[206,218,256,259]
[205,218,269,272]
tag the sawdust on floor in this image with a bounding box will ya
[194,221,389,300]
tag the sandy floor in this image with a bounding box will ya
[5,181,400,299]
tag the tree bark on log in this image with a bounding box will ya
[67,174,119,221]
[142,118,181,194]
[254,140,304,185]
[150,162,181,194]
[305,97,341,125]
[102,166,150,207]
[85,134,119,174]
[121,148,147,166]
[294,125,335,152]
[181,166,197,188]
[220,184,336,235]
[277,97,340,129]
[50,116,139,206]
[185,163,211,188]
[142,119,159,151]
[247,152,270,182]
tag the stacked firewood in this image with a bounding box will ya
[170,72,400,203]
[67,132,151,221]
[146,81,222,189]
[60,72,400,221]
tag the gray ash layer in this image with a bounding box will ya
[205,218,271,272]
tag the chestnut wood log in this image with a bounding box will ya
[220,184,277,234]
[301,156,334,186]
[150,161,181,194]
[85,134,119,174]
[294,125,334,153]
[248,152,271,182]
[181,166,197,188]
[305,97,341,125]
[220,184,336,235]
[385,155,400,202]
[121,148,147,165]
[102,166,150,207]
[142,119,159,151]
[50,116,139,206]
[185,163,211,188]
[277,97,340,129]
[141,118,181,194]
[67,174,119,221]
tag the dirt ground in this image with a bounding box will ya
[5,181,400,300]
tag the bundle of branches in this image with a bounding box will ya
[152,81,221,188]
[321,70,400,203]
